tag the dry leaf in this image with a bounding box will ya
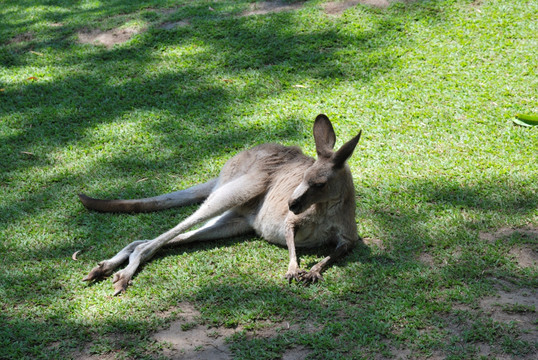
[0,89,4,92]
[20,151,35,156]
[222,79,233,83]
[208,6,214,11]
[27,76,38,81]
[30,50,43,56]
[293,84,307,88]
[136,178,148,183]
[72,250,81,261]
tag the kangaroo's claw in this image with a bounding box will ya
[285,269,307,284]
[82,262,114,282]
[112,272,131,296]
[299,270,323,285]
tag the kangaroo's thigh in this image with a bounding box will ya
[166,211,253,245]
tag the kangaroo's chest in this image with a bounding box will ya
[249,200,338,248]
[233,153,340,248]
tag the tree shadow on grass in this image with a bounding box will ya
[3,1,522,358]
[1,0,449,230]
[2,174,536,358]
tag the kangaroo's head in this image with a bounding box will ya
[288,114,361,215]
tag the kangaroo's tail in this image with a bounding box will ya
[78,178,218,213]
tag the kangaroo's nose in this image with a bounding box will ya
[288,198,301,214]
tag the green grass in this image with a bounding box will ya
[1,0,537,359]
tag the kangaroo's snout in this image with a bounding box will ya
[288,197,302,214]
[289,183,309,214]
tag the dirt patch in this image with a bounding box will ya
[509,245,538,268]
[479,225,538,269]
[71,333,139,360]
[323,0,413,15]
[153,303,317,359]
[153,303,234,359]
[282,346,312,360]
[158,20,190,30]
[74,352,116,360]
[474,284,538,357]
[375,345,412,359]
[78,27,141,48]
[363,237,385,250]
[418,252,435,267]
[324,0,381,15]
[443,281,537,359]
[8,32,34,44]
[479,225,538,243]
[480,287,537,340]
[241,1,306,16]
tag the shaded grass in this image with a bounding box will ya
[1,0,537,359]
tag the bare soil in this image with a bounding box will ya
[78,27,141,48]
[241,1,306,16]
[480,286,537,343]
[363,236,385,250]
[8,32,34,44]
[74,0,417,49]
[509,245,538,268]
[323,0,413,15]
[479,225,538,268]
[447,281,537,359]
[241,0,408,17]
[418,252,435,267]
[479,225,538,243]
[158,20,190,30]
[152,302,317,359]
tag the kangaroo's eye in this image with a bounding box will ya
[312,182,326,189]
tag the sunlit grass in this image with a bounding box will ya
[1,0,536,359]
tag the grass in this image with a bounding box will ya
[1,0,537,359]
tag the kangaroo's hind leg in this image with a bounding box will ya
[109,211,252,295]
[83,240,149,282]
[105,174,267,295]
[82,211,252,290]
[166,210,253,246]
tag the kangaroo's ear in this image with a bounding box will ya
[313,114,336,158]
[333,130,361,168]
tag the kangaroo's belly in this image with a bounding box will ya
[248,197,334,248]
[228,144,334,248]
[252,214,333,248]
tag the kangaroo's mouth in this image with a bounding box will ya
[289,203,301,214]
[289,198,307,215]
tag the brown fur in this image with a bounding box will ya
[80,114,362,295]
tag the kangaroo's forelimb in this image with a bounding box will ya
[299,240,356,284]
[284,223,305,284]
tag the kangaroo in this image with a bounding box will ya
[80,114,362,295]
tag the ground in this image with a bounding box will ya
[1,0,536,359]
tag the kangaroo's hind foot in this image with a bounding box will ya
[83,240,149,282]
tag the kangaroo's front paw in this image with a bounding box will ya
[299,270,323,285]
[285,268,307,284]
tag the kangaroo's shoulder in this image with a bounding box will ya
[249,143,304,156]
[249,143,313,164]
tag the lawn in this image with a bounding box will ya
[1,0,536,359]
